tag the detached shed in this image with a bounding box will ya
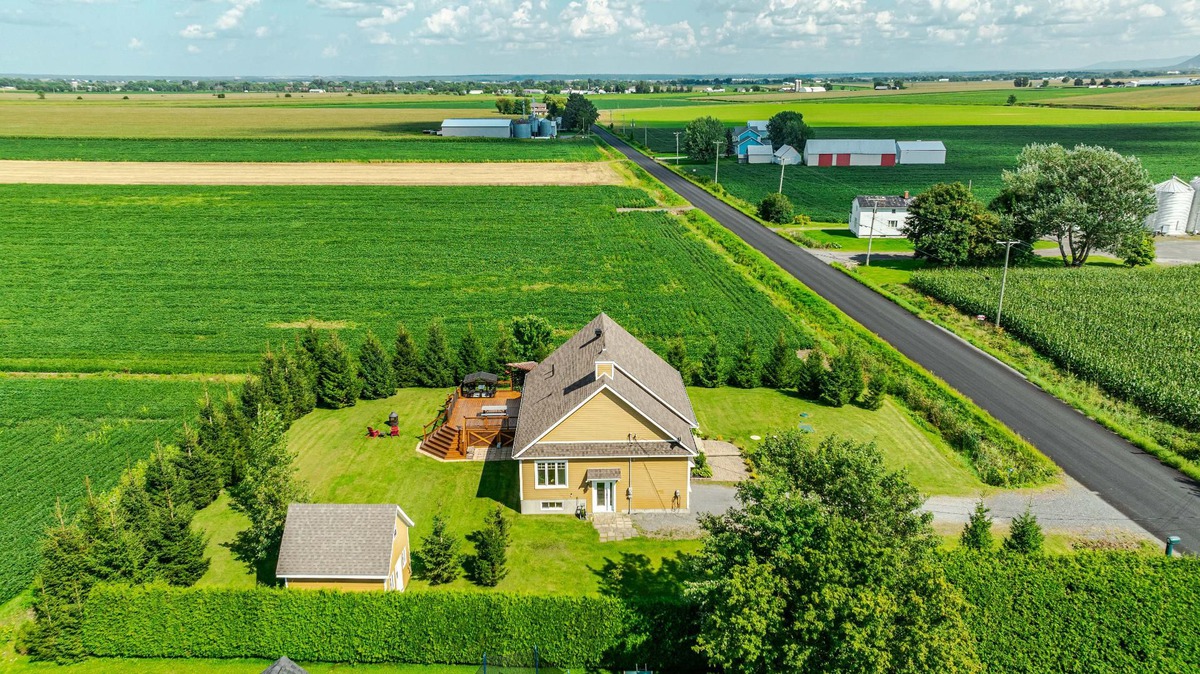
[896,140,947,165]
[746,144,774,164]
[276,504,415,592]
[804,139,897,167]
[773,144,801,165]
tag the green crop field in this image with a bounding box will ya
[0,184,800,373]
[0,137,607,163]
[910,265,1200,432]
[657,124,1200,222]
[620,101,1200,127]
[0,376,207,605]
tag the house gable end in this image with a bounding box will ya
[540,387,673,444]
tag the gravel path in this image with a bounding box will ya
[0,159,620,186]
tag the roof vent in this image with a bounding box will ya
[595,327,602,338]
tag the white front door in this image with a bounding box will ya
[593,480,616,513]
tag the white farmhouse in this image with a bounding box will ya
[849,195,913,238]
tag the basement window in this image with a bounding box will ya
[540,501,564,511]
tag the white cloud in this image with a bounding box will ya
[216,0,260,30]
[127,37,143,49]
[1136,3,1165,17]
[561,0,619,39]
[357,3,413,28]
[179,24,215,39]
[322,45,339,57]
[186,44,201,54]
[255,25,270,38]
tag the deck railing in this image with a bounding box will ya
[421,391,457,442]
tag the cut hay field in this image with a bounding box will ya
[622,101,1200,127]
[662,124,1200,222]
[1034,86,1200,110]
[0,375,208,606]
[0,137,607,163]
[0,160,621,186]
[0,184,800,373]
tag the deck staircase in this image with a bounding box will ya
[420,423,463,460]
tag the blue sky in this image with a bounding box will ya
[1,0,1197,77]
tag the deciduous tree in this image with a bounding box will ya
[689,432,979,673]
[766,110,814,152]
[906,182,1008,266]
[561,93,599,133]
[229,410,309,570]
[757,192,794,224]
[993,143,1156,267]
[683,116,725,163]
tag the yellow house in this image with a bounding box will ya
[275,504,414,592]
[513,313,699,515]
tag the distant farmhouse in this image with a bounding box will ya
[849,194,913,238]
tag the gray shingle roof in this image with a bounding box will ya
[512,314,697,460]
[262,657,309,674]
[275,504,412,579]
[855,195,913,209]
[522,440,693,459]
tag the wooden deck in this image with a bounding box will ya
[420,388,521,461]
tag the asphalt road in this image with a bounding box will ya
[596,127,1200,553]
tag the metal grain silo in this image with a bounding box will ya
[1146,176,1194,236]
[1189,176,1200,234]
[513,122,532,139]
[539,118,554,137]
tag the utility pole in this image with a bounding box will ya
[673,131,681,165]
[996,240,1020,329]
[713,140,722,183]
[865,207,878,267]
[778,159,786,193]
[644,125,648,148]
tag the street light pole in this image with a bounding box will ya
[673,132,681,165]
[996,240,1020,329]
[865,207,878,267]
[713,141,722,183]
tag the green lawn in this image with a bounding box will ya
[193,493,255,589]
[0,137,607,163]
[783,227,916,253]
[195,389,700,595]
[689,387,986,497]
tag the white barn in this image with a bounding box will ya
[439,118,513,138]
[746,145,774,164]
[896,140,947,165]
[849,195,912,238]
[773,144,801,165]
[1144,176,1195,236]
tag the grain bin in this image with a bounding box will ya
[539,118,554,137]
[1189,177,1200,234]
[1145,176,1194,236]
[513,122,532,139]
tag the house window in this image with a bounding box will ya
[536,460,568,488]
[540,501,564,511]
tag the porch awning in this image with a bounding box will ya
[584,468,621,482]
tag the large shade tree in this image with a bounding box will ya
[683,116,725,163]
[905,182,1010,266]
[766,110,814,152]
[993,143,1156,267]
[561,93,599,133]
[688,432,979,674]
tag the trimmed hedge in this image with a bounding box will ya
[944,551,1200,672]
[83,586,629,667]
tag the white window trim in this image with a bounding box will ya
[535,460,569,489]
[540,501,565,511]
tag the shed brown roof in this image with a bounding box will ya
[512,313,697,459]
[275,504,412,579]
